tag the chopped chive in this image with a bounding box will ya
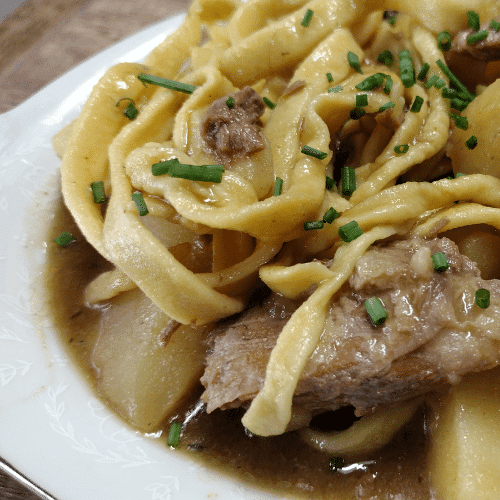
[417,63,430,82]
[226,96,235,108]
[53,231,76,248]
[326,72,334,83]
[328,85,342,93]
[383,74,393,95]
[132,192,149,216]
[301,145,328,160]
[398,50,415,88]
[442,87,470,100]
[437,31,452,51]
[467,29,489,44]
[410,95,424,113]
[301,8,314,27]
[455,172,466,178]
[465,135,478,149]
[325,176,335,190]
[169,163,224,183]
[475,288,490,308]
[450,98,468,111]
[431,252,449,272]
[364,296,388,326]
[378,50,394,66]
[323,207,339,224]
[379,101,395,112]
[262,96,276,109]
[167,422,182,448]
[329,457,345,472]
[467,11,480,31]
[350,107,366,120]
[341,166,356,196]
[355,73,384,91]
[115,98,139,120]
[152,158,179,176]
[304,220,324,230]
[434,78,446,89]
[356,94,368,107]
[348,51,363,74]
[490,20,500,31]
[394,144,409,154]
[90,181,106,203]
[425,75,439,89]
[338,220,363,242]
[436,59,474,102]
[449,113,469,130]
[273,177,283,196]
[137,73,196,94]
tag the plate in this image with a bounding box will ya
[0,13,279,500]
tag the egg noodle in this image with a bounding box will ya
[57,0,500,443]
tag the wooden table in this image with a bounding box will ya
[0,0,190,497]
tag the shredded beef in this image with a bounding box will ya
[451,19,500,61]
[200,86,266,160]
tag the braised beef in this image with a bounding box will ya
[451,19,500,61]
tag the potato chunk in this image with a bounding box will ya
[92,287,210,431]
[428,368,500,500]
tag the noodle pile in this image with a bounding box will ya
[57,0,500,438]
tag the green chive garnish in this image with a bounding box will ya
[431,252,449,272]
[398,50,415,88]
[137,73,196,94]
[436,59,474,102]
[378,50,394,66]
[455,172,466,178]
[338,220,363,242]
[384,11,397,26]
[465,135,478,149]
[348,51,363,74]
[328,85,342,93]
[152,158,224,182]
[326,72,334,83]
[350,107,366,120]
[355,73,384,91]
[152,158,179,176]
[325,176,335,190]
[379,101,395,112]
[450,98,468,111]
[167,422,182,448]
[394,144,409,154]
[383,74,393,95]
[475,288,490,309]
[53,231,76,248]
[490,20,500,31]
[90,181,106,203]
[434,78,446,89]
[304,220,324,230]
[467,29,489,44]
[341,166,356,196]
[301,8,314,27]
[410,95,424,113]
[273,177,283,196]
[449,113,469,130]
[417,63,430,82]
[356,94,368,107]
[132,192,149,216]
[301,145,328,160]
[364,296,388,326]
[115,98,139,120]
[425,75,439,89]
[263,96,276,109]
[437,31,452,51]
[329,457,345,472]
[323,207,339,224]
[226,96,235,108]
[467,11,480,31]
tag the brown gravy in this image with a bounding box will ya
[44,198,432,499]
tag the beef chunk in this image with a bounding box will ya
[200,86,266,160]
[451,19,500,61]
[201,236,500,422]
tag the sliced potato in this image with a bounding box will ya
[428,368,500,500]
[92,287,211,432]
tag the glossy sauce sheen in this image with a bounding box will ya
[45,199,432,499]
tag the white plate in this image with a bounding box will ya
[0,14,280,500]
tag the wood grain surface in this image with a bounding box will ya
[0,0,190,497]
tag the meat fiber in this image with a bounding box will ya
[451,18,500,61]
[201,236,500,423]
